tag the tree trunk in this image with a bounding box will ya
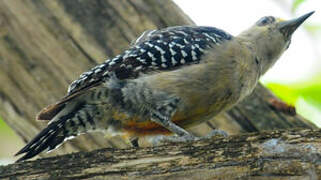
[0,0,316,161]
[1,129,320,179]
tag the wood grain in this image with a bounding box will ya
[1,129,320,179]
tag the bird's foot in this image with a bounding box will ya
[203,129,228,139]
[150,129,228,146]
[150,134,199,145]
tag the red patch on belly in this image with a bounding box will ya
[114,107,209,136]
[121,113,189,136]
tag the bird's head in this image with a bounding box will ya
[239,11,314,74]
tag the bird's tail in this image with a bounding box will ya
[15,103,101,162]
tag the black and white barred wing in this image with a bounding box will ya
[68,26,233,94]
[38,26,233,121]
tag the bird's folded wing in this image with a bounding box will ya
[38,26,233,121]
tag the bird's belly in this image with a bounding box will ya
[112,91,230,136]
[117,64,240,136]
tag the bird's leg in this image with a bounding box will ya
[148,94,228,145]
[151,115,197,140]
[149,97,198,144]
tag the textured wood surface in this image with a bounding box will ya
[1,129,320,179]
[0,0,316,161]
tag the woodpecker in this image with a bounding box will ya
[15,12,314,161]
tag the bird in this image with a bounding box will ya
[15,11,314,162]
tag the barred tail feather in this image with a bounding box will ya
[15,119,68,162]
[15,103,100,162]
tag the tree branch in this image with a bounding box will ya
[1,129,320,179]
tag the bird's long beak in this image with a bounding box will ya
[279,11,314,38]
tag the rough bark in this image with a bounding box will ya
[0,0,316,161]
[1,129,320,180]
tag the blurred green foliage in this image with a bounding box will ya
[0,116,15,135]
[292,0,307,12]
[266,77,321,126]
[267,77,321,110]
[304,24,321,35]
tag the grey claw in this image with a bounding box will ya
[150,134,199,145]
[204,129,229,139]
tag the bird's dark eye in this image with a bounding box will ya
[256,16,275,26]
